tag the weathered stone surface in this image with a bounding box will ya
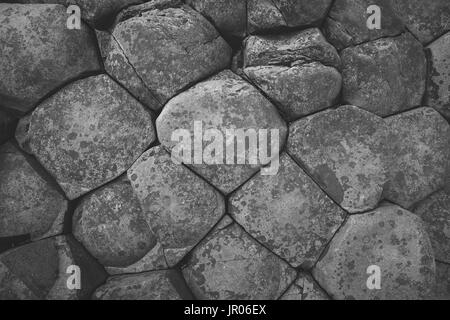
[0,110,16,145]
[229,154,346,268]
[93,269,193,300]
[384,107,450,209]
[182,220,297,300]
[0,236,106,300]
[287,106,389,213]
[127,146,225,267]
[107,2,232,105]
[244,62,342,121]
[426,32,450,120]
[244,28,341,69]
[324,0,404,50]
[313,204,436,300]
[157,70,287,194]
[25,74,156,200]
[0,4,101,114]
[280,272,329,300]
[73,176,167,274]
[433,262,450,300]
[341,32,426,116]
[0,143,67,241]
[413,189,450,264]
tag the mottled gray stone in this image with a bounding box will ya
[313,204,436,300]
[0,110,16,145]
[287,106,389,213]
[0,143,67,241]
[182,221,297,300]
[426,32,450,120]
[0,4,101,114]
[157,70,287,194]
[73,177,167,274]
[93,270,193,300]
[229,154,346,268]
[385,107,450,209]
[25,74,156,200]
[0,236,106,300]
[280,272,329,300]
[433,262,450,300]
[127,146,225,267]
[341,32,426,117]
[413,189,450,264]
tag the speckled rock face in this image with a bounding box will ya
[434,262,450,300]
[0,4,101,114]
[313,204,436,300]
[0,236,106,300]
[157,70,287,194]
[25,74,156,200]
[341,32,426,117]
[324,0,404,50]
[287,106,389,213]
[93,270,193,300]
[182,220,297,300]
[127,146,225,267]
[73,177,167,274]
[413,189,450,264]
[280,272,329,300]
[0,111,16,145]
[0,143,67,241]
[229,154,346,268]
[106,2,232,106]
[426,32,450,120]
[384,108,450,209]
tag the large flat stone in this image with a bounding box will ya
[434,262,450,300]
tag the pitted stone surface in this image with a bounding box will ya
[287,105,389,213]
[384,107,450,209]
[313,204,436,300]
[127,146,225,267]
[341,32,426,117]
[434,262,450,300]
[280,272,329,300]
[229,154,346,268]
[182,221,297,300]
[24,74,156,200]
[0,4,101,114]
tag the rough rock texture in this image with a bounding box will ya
[280,272,329,300]
[182,219,297,300]
[127,146,225,267]
[73,176,167,274]
[0,143,68,242]
[229,154,346,268]
[0,110,16,145]
[426,32,450,120]
[0,4,101,114]
[341,32,426,117]
[384,108,450,209]
[413,189,450,264]
[24,74,156,200]
[157,70,287,194]
[434,262,450,300]
[287,106,389,213]
[313,204,436,300]
[0,236,106,300]
[93,270,193,300]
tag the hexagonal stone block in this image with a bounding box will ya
[73,176,167,275]
[426,32,450,120]
[324,0,404,50]
[24,74,156,200]
[0,4,101,114]
[434,262,450,300]
[157,70,287,194]
[280,272,329,300]
[313,204,436,300]
[229,154,346,268]
[0,143,67,242]
[0,110,16,145]
[413,189,450,264]
[244,62,342,121]
[384,107,450,209]
[0,236,106,300]
[127,146,225,267]
[287,106,389,213]
[105,1,231,106]
[182,219,297,300]
[341,32,426,117]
